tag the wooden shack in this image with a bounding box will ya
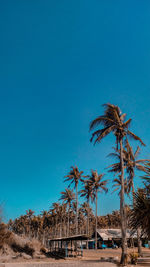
[48,234,88,258]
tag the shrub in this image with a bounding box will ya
[129,252,138,265]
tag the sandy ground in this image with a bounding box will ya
[4,263,116,267]
[1,248,150,267]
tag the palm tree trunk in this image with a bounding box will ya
[86,199,90,249]
[60,218,62,238]
[68,204,70,237]
[76,183,78,235]
[95,189,98,249]
[132,183,142,256]
[120,139,127,265]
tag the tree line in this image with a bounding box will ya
[7,103,150,266]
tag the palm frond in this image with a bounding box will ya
[127,130,145,146]
[91,125,116,144]
[134,146,141,158]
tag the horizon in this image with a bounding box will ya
[0,1,150,221]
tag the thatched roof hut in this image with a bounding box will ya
[93,229,138,241]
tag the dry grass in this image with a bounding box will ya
[0,223,46,262]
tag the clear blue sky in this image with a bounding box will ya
[0,1,150,221]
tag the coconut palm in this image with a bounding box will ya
[90,103,144,264]
[49,202,61,237]
[109,142,148,255]
[112,175,129,196]
[80,179,94,238]
[26,209,34,239]
[64,166,83,235]
[87,170,108,249]
[124,140,148,193]
[140,161,150,183]
[124,141,149,255]
[80,202,93,234]
[129,187,150,239]
[60,188,75,236]
[57,204,67,237]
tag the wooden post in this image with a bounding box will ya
[81,240,83,257]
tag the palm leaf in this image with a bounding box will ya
[127,130,145,146]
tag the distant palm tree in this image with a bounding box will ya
[124,140,147,194]
[57,204,67,237]
[80,202,93,217]
[87,170,108,249]
[60,188,75,236]
[80,179,93,239]
[26,209,34,239]
[90,103,144,265]
[64,166,83,235]
[112,175,129,196]
[49,202,60,237]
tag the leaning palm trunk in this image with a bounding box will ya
[120,139,127,265]
[76,183,78,235]
[95,189,98,249]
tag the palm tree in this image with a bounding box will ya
[60,188,75,236]
[64,166,83,235]
[124,141,147,192]
[90,103,144,264]
[57,204,67,237]
[124,141,149,255]
[129,187,150,240]
[80,202,93,234]
[87,170,108,249]
[112,175,129,196]
[140,161,150,183]
[26,209,34,239]
[108,142,148,255]
[80,179,93,239]
[49,202,61,237]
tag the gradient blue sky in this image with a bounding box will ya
[0,1,150,221]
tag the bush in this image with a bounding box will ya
[129,252,138,265]
[11,243,35,256]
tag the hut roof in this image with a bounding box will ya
[48,234,88,242]
[96,229,138,240]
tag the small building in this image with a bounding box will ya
[92,229,145,248]
[48,234,88,257]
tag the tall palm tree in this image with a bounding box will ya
[60,188,75,236]
[110,141,148,254]
[64,166,83,235]
[87,170,108,249]
[80,179,93,239]
[80,202,93,234]
[49,202,60,237]
[125,141,149,255]
[90,103,144,264]
[57,204,67,237]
